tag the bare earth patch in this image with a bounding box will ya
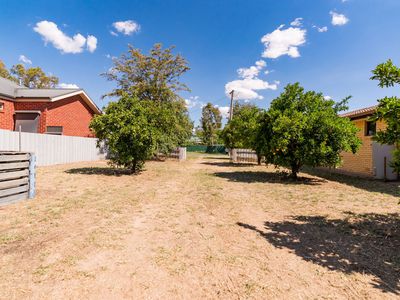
[0,153,399,299]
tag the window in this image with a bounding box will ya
[46,126,63,135]
[14,113,40,133]
[365,121,376,136]
[0,102,4,112]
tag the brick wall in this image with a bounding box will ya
[45,95,96,137]
[338,118,385,177]
[13,101,48,133]
[13,95,96,137]
[0,98,15,130]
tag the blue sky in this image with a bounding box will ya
[1,0,400,125]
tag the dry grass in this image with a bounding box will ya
[0,153,399,299]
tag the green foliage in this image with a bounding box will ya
[91,96,192,173]
[96,44,193,172]
[102,43,190,101]
[10,64,59,88]
[370,59,400,88]
[0,60,14,81]
[256,83,361,178]
[220,103,263,150]
[90,97,157,173]
[200,103,222,146]
[370,60,400,174]
[0,60,59,88]
[150,99,193,153]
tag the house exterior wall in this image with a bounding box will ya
[338,117,386,177]
[45,95,95,137]
[0,98,15,130]
[2,95,96,137]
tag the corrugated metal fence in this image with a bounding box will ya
[0,129,106,166]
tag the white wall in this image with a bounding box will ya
[0,129,105,166]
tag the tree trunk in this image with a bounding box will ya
[290,163,300,179]
[257,154,262,165]
[131,160,137,174]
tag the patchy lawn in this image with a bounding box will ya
[0,153,399,299]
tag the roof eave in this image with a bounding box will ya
[51,90,102,114]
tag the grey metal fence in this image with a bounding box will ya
[0,129,106,166]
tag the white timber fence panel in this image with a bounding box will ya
[230,148,258,163]
[0,152,36,205]
[164,147,187,161]
[0,129,106,166]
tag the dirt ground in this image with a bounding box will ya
[1,153,399,299]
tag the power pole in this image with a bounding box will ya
[229,90,234,121]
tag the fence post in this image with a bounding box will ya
[178,147,187,161]
[231,149,237,163]
[28,153,36,199]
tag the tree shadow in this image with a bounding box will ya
[204,156,230,160]
[213,171,325,185]
[202,162,257,167]
[303,167,400,198]
[237,212,400,294]
[65,167,137,176]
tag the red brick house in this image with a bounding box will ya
[0,77,101,137]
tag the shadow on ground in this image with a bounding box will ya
[302,167,400,198]
[237,212,400,294]
[203,156,230,160]
[213,171,325,185]
[202,162,257,167]
[65,167,136,176]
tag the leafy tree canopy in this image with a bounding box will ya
[0,60,59,88]
[91,96,192,173]
[257,83,361,178]
[370,59,400,174]
[102,43,190,101]
[90,96,157,173]
[221,103,263,150]
[200,103,222,146]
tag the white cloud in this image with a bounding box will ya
[226,58,276,100]
[316,26,328,32]
[86,35,97,53]
[237,60,267,80]
[237,66,260,79]
[19,55,32,64]
[255,60,266,69]
[225,78,278,100]
[185,96,204,109]
[112,20,140,35]
[324,95,332,100]
[58,83,79,89]
[33,20,97,54]
[216,106,230,118]
[261,25,306,59]
[110,30,118,36]
[290,17,303,27]
[330,11,349,26]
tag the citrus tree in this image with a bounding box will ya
[256,83,361,179]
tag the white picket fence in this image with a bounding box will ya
[0,129,106,166]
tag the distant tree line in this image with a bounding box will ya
[0,60,59,88]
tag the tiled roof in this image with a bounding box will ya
[340,105,377,118]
